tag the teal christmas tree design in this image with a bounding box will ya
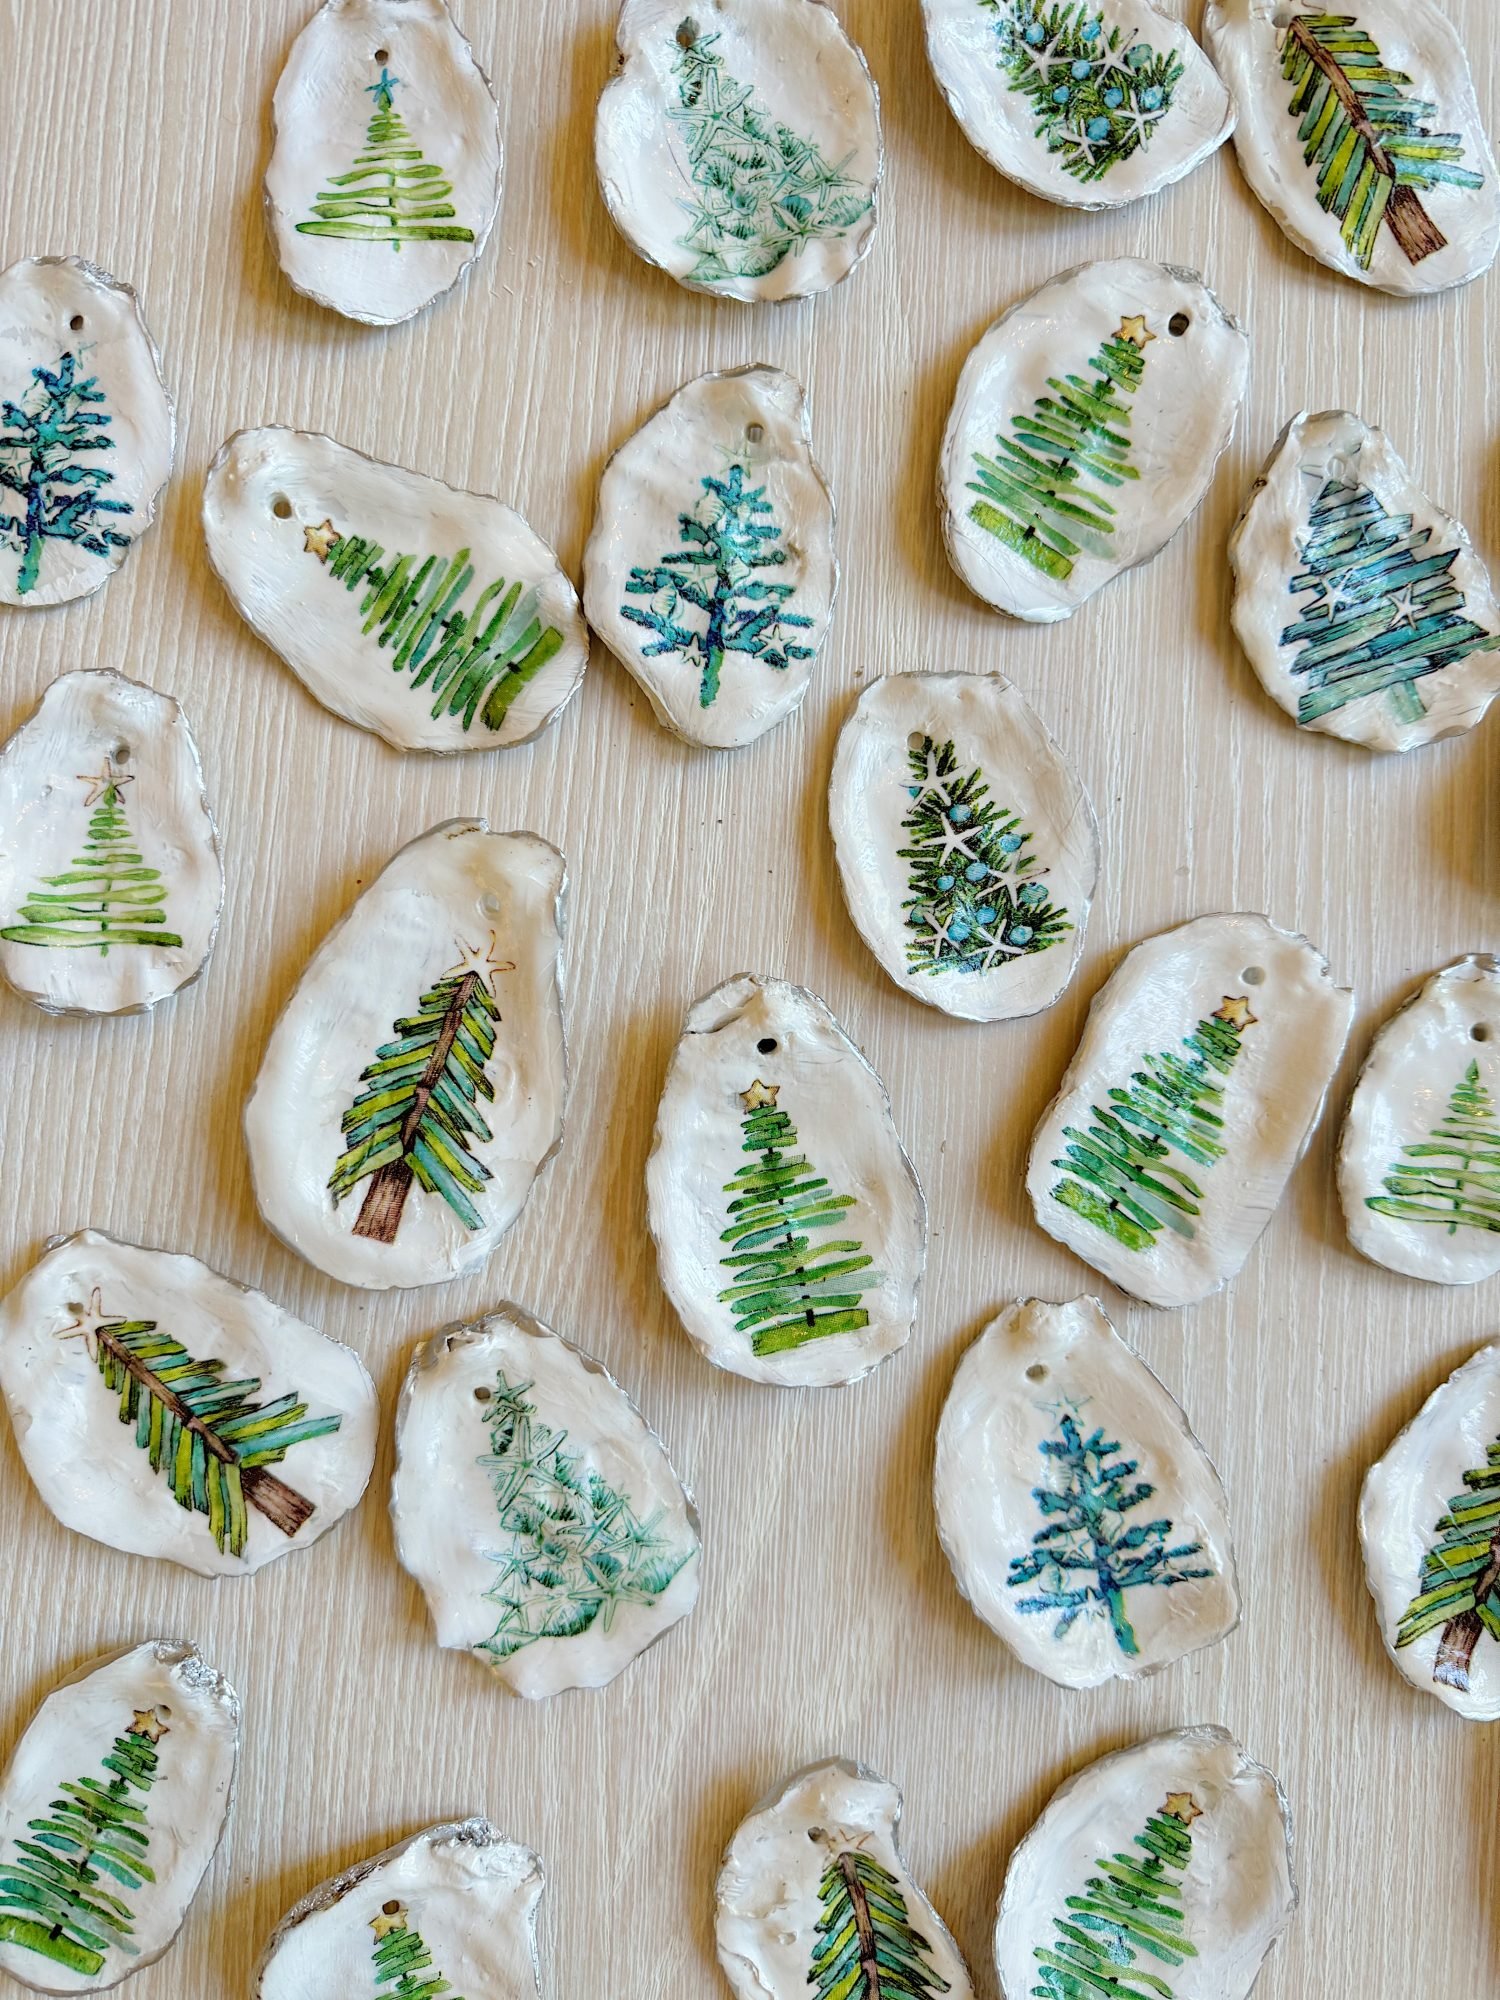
[987,0,1184,184]
[0,759,183,954]
[1031,1793,1201,1998]
[297,66,475,249]
[0,351,132,596]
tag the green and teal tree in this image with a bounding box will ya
[0,351,132,596]
[987,0,1184,184]
[1397,1432,1500,1693]
[1281,477,1500,727]
[1366,1061,1500,1235]
[1280,13,1483,270]
[809,1851,951,2000]
[0,760,183,954]
[900,735,1070,976]
[1031,1794,1201,1998]
[297,66,476,249]
[370,1901,466,1998]
[1051,996,1256,1253]
[967,314,1153,582]
[0,1706,169,1976]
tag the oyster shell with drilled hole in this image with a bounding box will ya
[595,0,882,303]
[995,1726,1296,2000]
[256,1819,543,2000]
[0,671,222,1017]
[0,1640,238,1996]
[245,821,567,1291]
[583,365,837,749]
[0,1231,378,1579]
[934,1296,1239,1687]
[939,257,1249,623]
[1205,0,1499,298]
[716,1761,975,2000]
[391,1305,701,1697]
[1027,912,1353,1309]
[648,974,927,1387]
[265,0,502,326]
[203,427,589,754]
[829,671,1099,1020]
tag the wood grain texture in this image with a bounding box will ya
[0,1,1497,1992]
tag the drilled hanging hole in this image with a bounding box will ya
[1169,311,1190,337]
[677,15,699,47]
[272,495,293,520]
[757,1037,777,1054]
[383,1899,401,1916]
[480,891,503,916]
[1242,965,1266,986]
[374,46,389,61]
[807,1826,826,1842]
[746,422,764,444]
[1026,1363,1047,1382]
[113,740,131,764]
[69,313,84,333]
[158,1705,172,1718]
[474,1385,493,1402]
[1474,1024,1492,1043]
[907,731,927,752]
[66,1300,84,1316]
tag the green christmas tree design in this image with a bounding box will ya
[987,0,1184,184]
[1031,1793,1201,1998]
[967,313,1153,581]
[297,66,476,249]
[1397,1431,1500,1694]
[0,1706,169,1976]
[475,1371,691,1662]
[370,1900,467,1998]
[0,351,132,596]
[0,758,183,954]
[899,735,1070,976]
[809,1851,951,2000]
[1365,1061,1500,1236]
[1051,996,1256,1253]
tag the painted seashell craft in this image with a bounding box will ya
[828,670,1099,1021]
[265,0,502,326]
[245,821,567,1291]
[584,365,837,750]
[939,257,1249,623]
[648,974,927,1388]
[1028,912,1353,1309]
[0,671,222,1017]
[595,0,882,303]
[391,1306,701,1697]
[1230,410,1500,754]
[934,1296,1239,1688]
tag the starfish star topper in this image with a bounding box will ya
[1116,313,1156,349]
[740,1079,779,1110]
[56,1287,121,1361]
[77,759,131,808]
[129,1706,171,1745]
[1162,1791,1203,1826]
[370,1901,408,1939]
[446,932,515,989]
[1214,994,1257,1031]
[302,518,340,562]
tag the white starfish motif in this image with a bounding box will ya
[56,1286,119,1360]
[1014,27,1071,86]
[1385,582,1424,632]
[934,819,984,866]
[907,746,952,807]
[1115,100,1168,149]
[1098,38,1143,83]
[445,931,516,987]
[975,920,1028,970]
[1060,121,1101,165]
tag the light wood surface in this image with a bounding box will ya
[1,1,1497,1993]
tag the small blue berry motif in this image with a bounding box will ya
[986,0,1186,184]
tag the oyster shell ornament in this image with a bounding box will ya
[1230,409,1500,755]
[204,428,589,754]
[1028,912,1353,1309]
[934,1296,1239,1687]
[584,365,837,749]
[595,0,882,303]
[1361,1343,1500,1721]
[265,0,502,326]
[0,671,222,1016]
[256,1820,543,2000]
[940,258,1249,623]
[0,1231,378,1579]
[648,974,927,1387]
[1205,0,1499,298]
[0,256,173,609]
[0,1640,239,1995]
[924,0,1235,211]
[716,1761,975,2000]
[828,671,1099,1020]
[995,1726,1296,2000]
[391,1306,701,1697]
[245,821,567,1291]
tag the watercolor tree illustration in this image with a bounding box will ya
[810,1851,951,2000]
[1365,1061,1500,1236]
[899,734,1070,976]
[1031,1793,1201,1998]
[988,0,1185,184]
[370,1901,464,1999]
[0,1705,169,1976]
[0,761,182,955]
[300,516,565,734]
[0,351,131,596]
[718,1080,875,1358]
[1280,13,1483,270]
[297,66,475,249]
[1050,996,1256,1253]
[967,313,1154,581]
[1396,1431,1500,1693]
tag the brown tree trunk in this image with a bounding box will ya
[351,971,478,1244]
[353,1156,415,1242]
[1385,184,1448,264]
[1435,1610,1482,1691]
[839,1854,881,1996]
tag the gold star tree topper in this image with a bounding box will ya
[1214,995,1257,1031]
[445,932,515,991]
[1116,314,1156,349]
[302,519,341,561]
[740,1080,779,1110]
[1163,1791,1203,1825]
[129,1707,170,1744]
[56,1287,121,1361]
[77,760,132,808]
[370,1901,408,1939]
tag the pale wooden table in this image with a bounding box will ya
[0,1,1497,1993]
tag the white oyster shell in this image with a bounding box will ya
[828,671,1099,1020]
[934,1296,1239,1688]
[0,1640,238,1996]
[265,0,502,327]
[995,1726,1296,2000]
[924,0,1234,212]
[0,257,173,609]
[940,258,1249,623]
[0,1231,377,1579]
[256,1819,543,2000]
[1206,0,1499,298]
[0,671,222,1016]
[203,428,588,754]
[391,1305,701,1698]
[1360,1343,1500,1721]
[245,821,566,1291]
[648,974,927,1387]
[1229,410,1500,755]
[716,1761,975,2000]
[595,0,882,303]
[583,365,837,749]
[1027,912,1353,1309]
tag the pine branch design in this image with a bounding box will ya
[809,1851,952,2000]
[1366,1060,1500,1235]
[0,759,183,954]
[1397,1432,1500,1692]
[1031,1794,1201,1998]
[0,351,132,596]
[986,0,1184,184]
[297,66,475,248]
[370,1901,467,1999]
